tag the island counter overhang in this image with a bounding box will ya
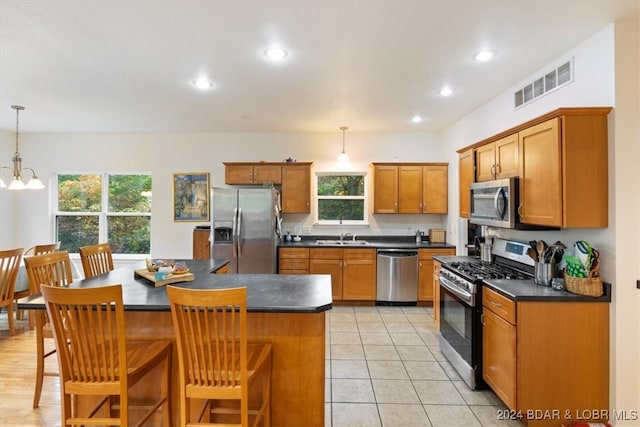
[18,259,332,427]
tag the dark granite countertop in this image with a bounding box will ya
[432,255,611,303]
[483,279,611,303]
[280,235,455,250]
[17,259,333,313]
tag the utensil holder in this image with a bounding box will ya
[534,262,557,286]
[480,243,492,262]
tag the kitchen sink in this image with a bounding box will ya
[315,240,368,245]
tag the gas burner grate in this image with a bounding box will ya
[448,261,530,280]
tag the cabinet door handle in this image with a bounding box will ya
[480,312,486,326]
[517,202,523,217]
[491,164,496,178]
[490,300,502,308]
[495,163,500,176]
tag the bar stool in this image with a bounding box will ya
[0,247,24,336]
[79,242,114,278]
[167,286,272,427]
[24,250,75,408]
[15,242,60,329]
[41,283,172,426]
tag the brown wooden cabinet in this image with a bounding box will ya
[458,107,611,228]
[518,113,608,228]
[278,247,309,274]
[309,248,343,301]
[342,249,376,300]
[418,249,455,318]
[192,229,210,259]
[422,165,448,214]
[475,133,519,182]
[482,287,610,425]
[372,163,448,214]
[281,164,311,213]
[458,148,474,218]
[306,247,376,301]
[224,162,282,185]
[223,162,312,214]
[372,164,398,213]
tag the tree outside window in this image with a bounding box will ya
[55,173,151,254]
[316,173,367,225]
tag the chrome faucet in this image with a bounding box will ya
[340,232,353,242]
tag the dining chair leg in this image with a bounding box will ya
[33,312,45,408]
[6,303,15,336]
[162,349,172,425]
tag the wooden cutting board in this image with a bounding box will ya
[134,269,195,287]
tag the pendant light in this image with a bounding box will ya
[0,105,44,190]
[338,126,349,162]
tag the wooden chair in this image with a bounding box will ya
[79,242,114,279]
[167,286,272,427]
[23,250,75,408]
[0,247,24,336]
[15,242,60,329]
[41,283,172,426]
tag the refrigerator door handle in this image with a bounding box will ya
[232,207,238,257]
[237,207,243,257]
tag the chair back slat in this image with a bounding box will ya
[41,284,126,385]
[0,248,23,302]
[168,286,247,390]
[79,243,114,279]
[24,242,61,257]
[24,251,74,293]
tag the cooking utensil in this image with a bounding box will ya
[527,247,538,262]
[536,240,547,260]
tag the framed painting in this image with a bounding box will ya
[173,172,210,222]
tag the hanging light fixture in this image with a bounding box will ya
[0,105,44,190]
[338,126,349,162]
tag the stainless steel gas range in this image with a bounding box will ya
[438,238,535,389]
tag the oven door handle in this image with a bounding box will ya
[439,275,475,306]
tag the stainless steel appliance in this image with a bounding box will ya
[438,238,534,389]
[376,249,418,304]
[469,177,518,228]
[211,188,281,274]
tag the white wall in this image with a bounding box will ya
[0,130,447,258]
[441,22,640,423]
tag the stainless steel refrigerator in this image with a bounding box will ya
[211,188,281,274]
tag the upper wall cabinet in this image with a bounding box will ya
[518,113,609,228]
[458,149,475,218]
[223,162,312,214]
[457,107,611,228]
[475,133,519,182]
[224,162,282,185]
[281,163,311,213]
[372,163,448,214]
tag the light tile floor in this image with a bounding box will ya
[325,305,522,427]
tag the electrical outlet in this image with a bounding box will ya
[302,226,312,234]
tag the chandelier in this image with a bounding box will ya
[0,105,44,190]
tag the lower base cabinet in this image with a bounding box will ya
[307,248,376,301]
[482,287,610,426]
[278,248,310,274]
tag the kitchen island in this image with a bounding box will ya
[18,259,332,426]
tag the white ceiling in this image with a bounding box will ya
[0,1,637,133]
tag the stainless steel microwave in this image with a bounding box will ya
[469,177,518,228]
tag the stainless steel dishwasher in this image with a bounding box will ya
[376,249,419,304]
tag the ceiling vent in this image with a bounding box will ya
[514,58,573,109]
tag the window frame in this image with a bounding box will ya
[53,172,152,256]
[314,171,369,226]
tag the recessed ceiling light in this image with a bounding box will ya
[263,47,288,61]
[473,50,496,62]
[191,78,215,90]
[438,86,453,97]
[411,115,423,123]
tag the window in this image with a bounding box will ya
[315,172,367,225]
[55,173,152,254]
